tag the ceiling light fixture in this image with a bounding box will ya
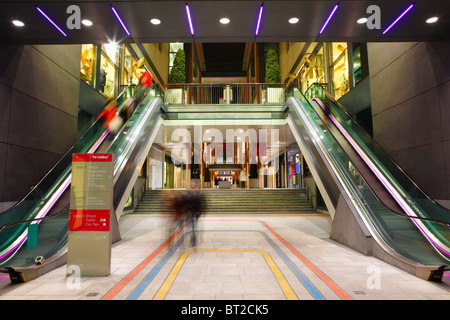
[426,16,439,24]
[185,4,194,35]
[12,20,25,27]
[150,18,161,25]
[111,5,131,36]
[36,6,67,37]
[289,17,299,24]
[220,17,230,24]
[81,19,93,27]
[382,3,414,35]
[255,4,264,36]
[319,3,339,34]
[357,17,368,24]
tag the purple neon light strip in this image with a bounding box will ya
[255,4,264,36]
[111,6,131,36]
[185,4,194,35]
[312,98,450,256]
[319,3,339,34]
[382,3,414,35]
[36,7,67,37]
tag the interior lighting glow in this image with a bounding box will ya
[81,19,93,26]
[185,4,194,35]
[289,17,299,24]
[12,20,25,27]
[150,18,161,25]
[36,7,67,37]
[426,16,439,24]
[255,4,264,36]
[220,17,230,24]
[151,18,161,25]
[382,3,414,35]
[111,5,131,36]
[319,3,339,34]
[357,17,368,24]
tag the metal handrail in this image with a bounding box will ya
[164,83,285,105]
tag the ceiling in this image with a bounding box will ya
[1,0,449,45]
[201,43,247,77]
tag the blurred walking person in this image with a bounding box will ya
[183,181,205,246]
[161,190,185,251]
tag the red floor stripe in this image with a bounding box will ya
[101,226,184,300]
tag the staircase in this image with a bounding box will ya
[134,188,316,214]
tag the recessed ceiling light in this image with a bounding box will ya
[289,17,299,24]
[426,16,439,24]
[81,19,93,26]
[12,20,25,27]
[150,18,161,25]
[220,17,230,24]
[357,17,368,24]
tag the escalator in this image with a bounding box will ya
[0,85,163,282]
[286,84,450,281]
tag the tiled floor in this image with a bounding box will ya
[0,213,449,301]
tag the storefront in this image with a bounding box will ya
[298,42,369,100]
[299,44,326,94]
[329,42,349,100]
[80,43,142,100]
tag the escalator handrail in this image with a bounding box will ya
[289,91,450,228]
[0,95,162,235]
[0,93,160,265]
[0,85,134,217]
[305,82,450,214]
[289,93,450,263]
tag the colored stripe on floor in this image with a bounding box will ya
[260,220,353,300]
[153,249,298,300]
[103,219,352,300]
[101,225,185,300]
[126,230,323,300]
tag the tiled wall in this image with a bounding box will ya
[0,43,81,202]
[368,41,450,205]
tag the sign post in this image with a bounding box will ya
[67,153,113,277]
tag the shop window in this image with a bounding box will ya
[330,42,349,100]
[122,46,139,86]
[100,43,120,98]
[299,44,325,94]
[80,44,97,86]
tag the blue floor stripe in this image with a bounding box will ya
[126,233,189,300]
[126,229,325,300]
[259,232,325,300]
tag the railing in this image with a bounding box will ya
[164,83,285,105]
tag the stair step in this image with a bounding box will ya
[134,188,315,214]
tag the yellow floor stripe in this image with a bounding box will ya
[153,249,298,300]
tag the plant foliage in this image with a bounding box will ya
[265,49,281,83]
[168,48,186,84]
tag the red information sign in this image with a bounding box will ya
[69,210,110,232]
[72,153,113,162]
